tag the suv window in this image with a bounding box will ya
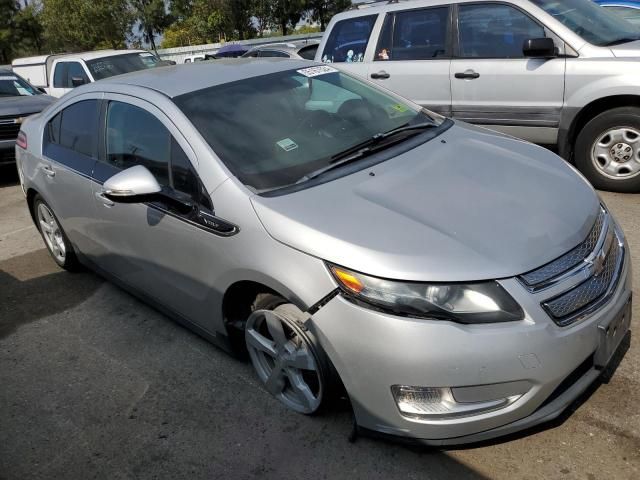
[260,50,290,58]
[49,100,99,157]
[458,4,545,58]
[53,62,89,88]
[321,15,377,63]
[376,7,449,61]
[105,101,198,198]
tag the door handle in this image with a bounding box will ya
[95,191,115,207]
[455,70,480,79]
[41,165,55,177]
[370,71,390,80]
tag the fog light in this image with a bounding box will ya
[391,385,521,420]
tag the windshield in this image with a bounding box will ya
[85,53,154,80]
[530,0,640,46]
[0,73,39,97]
[175,67,443,191]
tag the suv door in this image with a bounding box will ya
[450,2,566,144]
[89,96,230,333]
[319,14,379,77]
[50,61,91,97]
[367,6,452,116]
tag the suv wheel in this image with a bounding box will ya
[34,195,80,271]
[575,107,640,192]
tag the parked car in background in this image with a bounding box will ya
[16,60,632,445]
[0,68,55,168]
[318,0,640,192]
[595,1,640,25]
[11,50,163,98]
[242,40,320,60]
[183,54,206,63]
[214,44,250,58]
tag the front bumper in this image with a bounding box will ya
[310,251,632,444]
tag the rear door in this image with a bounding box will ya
[319,14,380,78]
[39,97,100,253]
[366,6,452,116]
[449,2,566,144]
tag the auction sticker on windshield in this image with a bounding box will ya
[296,66,338,77]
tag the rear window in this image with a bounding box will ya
[321,15,377,63]
[86,53,152,81]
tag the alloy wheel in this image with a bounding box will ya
[591,127,640,180]
[37,203,66,264]
[245,308,323,414]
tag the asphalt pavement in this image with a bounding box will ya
[1,168,639,480]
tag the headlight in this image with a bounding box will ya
[328,265,523,323]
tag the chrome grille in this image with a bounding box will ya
[519,207,606,290]
[542,238,623,326]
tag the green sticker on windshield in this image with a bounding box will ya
[390,103,409,113]
[276,138,298,152]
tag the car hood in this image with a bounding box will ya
[0,94,56,117]
[610,40,640,57]
[251,123,600,282]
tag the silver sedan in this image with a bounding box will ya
[15,59,632,445]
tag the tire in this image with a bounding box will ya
[575,107,640,193]
[245,294,334,415]
[33,195,81,271]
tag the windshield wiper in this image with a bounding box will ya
[295,122,436,184]
[603,37,640,46]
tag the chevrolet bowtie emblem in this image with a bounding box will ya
[590,230,614,277]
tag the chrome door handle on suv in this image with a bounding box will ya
[370,71,390,80]
[455,70,480,80]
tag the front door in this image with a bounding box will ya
[89,96,226,333]
[367,6,452,116]
[450,2,566,144]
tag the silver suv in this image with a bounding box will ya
[317,0,640,192]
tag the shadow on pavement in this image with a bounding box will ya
[0,165,19,188]
[0,249,103,339]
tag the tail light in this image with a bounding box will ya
[16,131,27,150]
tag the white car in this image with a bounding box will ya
[318,0,640,192]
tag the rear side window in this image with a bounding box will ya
[458,4,545,58]
[376,7,449,61]
[321,15,377,63]
[55,100,99,157]
[259,50,290,58]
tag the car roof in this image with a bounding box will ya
[0,67,13,75]
[93,58,320,98]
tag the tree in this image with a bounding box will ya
[0,0,19,63]
[305,0,351,31]
[132,0,171,53]
[269,0,305,36]
[41,0,133,52]
[162,0,228,47]
[14,1,44,54]
[228,0,255,40]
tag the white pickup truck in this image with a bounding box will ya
[11,50,162,98]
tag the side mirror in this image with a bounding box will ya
[523,38,557,58]
[103,165,194,213]
[103,165,162,202]
[70,76,87,87]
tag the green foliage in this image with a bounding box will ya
[41,0,133,52]
[269,0,305,36]
[305,0,351,30]
[131,0,172,52]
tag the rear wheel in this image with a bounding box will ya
[245,295,330,414]
[575,107,640,192]
[34,195,80,271]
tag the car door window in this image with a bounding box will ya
[52,63,66,88]
[605,6,640,26]
[66,62,89,86]
[259,50,290,58]
[105,101,171,186]
[458,4,545,58]
[376,7,449,61]
[43,100,99,174]
[321,15,377,63]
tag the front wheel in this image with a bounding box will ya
[245,299,330,415]
[575,107,640,193]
